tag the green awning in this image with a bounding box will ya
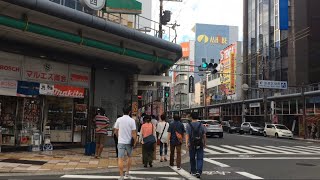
[105,0,142,14]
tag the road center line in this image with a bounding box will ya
[204,158,230,167]
[236,172,264,179]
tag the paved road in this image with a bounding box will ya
[2,133,320,179]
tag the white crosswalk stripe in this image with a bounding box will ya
[204,145,320,155]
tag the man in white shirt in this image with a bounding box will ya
[114,106,137,180]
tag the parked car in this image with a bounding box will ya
[264,124,293,138]
[199,120,223,138]
[241,122,264,135]
[228,122,241,134]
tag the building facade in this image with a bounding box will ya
[194,24,238,83]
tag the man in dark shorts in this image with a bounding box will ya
[94,108,110,159]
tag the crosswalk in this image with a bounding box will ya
[204,145,320,155]
[60,169,186,180]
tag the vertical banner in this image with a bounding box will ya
[189,76,195,93]
[131,95,138,117]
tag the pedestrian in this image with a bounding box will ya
[114,106,137,180]
[167,114,185,170]
[93,108,110,159]
[140,115,157,167]
[113,115,122,158]
[151,115,158,160]
[151,115,158,127]
[156,114,169,162]
[312,123,317,139]
[186,112,206,179]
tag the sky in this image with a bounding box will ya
[152,0,243,44]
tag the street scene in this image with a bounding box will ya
[0,0,320,179]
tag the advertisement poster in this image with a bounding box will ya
[69,65,91,88]
[220,44,237,95]
[54,84,85,98]
[0,80,18,96]
[181,42,190,58]
[0,51,22,80]
[17,81,40,97]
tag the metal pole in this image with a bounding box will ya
[159,0,163,38]
[179,91,182,116]
[302,86,307,139]
[204,80,208,119]
[263,89,268,123]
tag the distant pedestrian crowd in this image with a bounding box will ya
[93,106,207,180]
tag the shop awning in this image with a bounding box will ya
[105,0,142,14]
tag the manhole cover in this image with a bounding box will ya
[296,163,316,167]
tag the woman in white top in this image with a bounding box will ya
[156,114,169,162]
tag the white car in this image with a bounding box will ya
[198,120,223,138]
[264,124,293,138]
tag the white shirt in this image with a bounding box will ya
[114,115,136,144]
[151,119,158,127]
[156,121,169,143]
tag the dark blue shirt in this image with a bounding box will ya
[167,120,185,145]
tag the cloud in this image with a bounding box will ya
[152,0,243,44]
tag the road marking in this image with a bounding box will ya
[266,146,313,154]
[60,175,143,179]
[280,146,320,153]
[207,145,241,154]
[235,134,300,145]
[236,172,263,179]
[204,148,222,154]
[221,145,261,154]
[250,146,294,154]
[129,171,178,175]
[296,146,320,151]
[236,145,276,154]
[170,166,198,180]
[210,157,320,160]
[204,158,230,167]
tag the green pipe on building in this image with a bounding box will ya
[0,15,175,66]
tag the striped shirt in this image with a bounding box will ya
[95,115,110,134]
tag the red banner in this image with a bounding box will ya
[54,85,85,98]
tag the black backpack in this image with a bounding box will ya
[189,122,203,149]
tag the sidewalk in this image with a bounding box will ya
[0,145,188,176]
[294,136,320,143]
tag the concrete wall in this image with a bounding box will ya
[94,67,129,123]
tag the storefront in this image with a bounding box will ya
[0,51,91,149]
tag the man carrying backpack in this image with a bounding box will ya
[185,112,206,179]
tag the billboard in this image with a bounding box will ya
[181,42,190,58]
[220,44,237,95]
[194,24,238,83]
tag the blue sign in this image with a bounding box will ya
[279,0,289,30]
[17,81,40,96]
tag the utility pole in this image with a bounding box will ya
[159,0,163,38]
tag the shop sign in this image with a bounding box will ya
[54,84,85,98]
[23,58,68,84]
[249,102,260,108]
[0,52,22,80]
[0,80,18,96]
[209,108,220,116]
[17,81,40,97]
[39,83,54,96]
[69,65,91,88]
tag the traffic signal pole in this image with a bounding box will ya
[159,0,163,38]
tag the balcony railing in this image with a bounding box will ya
[49,0,178,43]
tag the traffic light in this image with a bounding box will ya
[161,10,171,25]
[209,63,218,74]
[164,87,170,98]
[202,62,208,69]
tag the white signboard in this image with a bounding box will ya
[0,80,17,96]
[0,51,22,80]
[80,0,106,10]
[23,57,69,84]
[69,65,90,88]
[39,83,54,96]
[258,80,288,90]
[249,102,260,108]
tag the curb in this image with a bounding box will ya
[293,137,320,143]
[0,150,189,177]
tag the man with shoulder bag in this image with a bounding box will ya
[186,112,206,179]
[167,114,185,170]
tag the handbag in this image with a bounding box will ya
[158,122,167,145]
[143,124,156,144]
[174,124,183,144]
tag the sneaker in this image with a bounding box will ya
[190,172,197,176]
[149,163,153,168]
[118,176,124,180]
[196,173,201,178]
[177,167,181,170]
[125,172,130,177]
